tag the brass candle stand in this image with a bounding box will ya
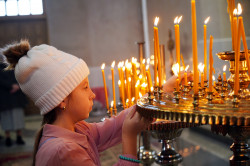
[136,52,250,165]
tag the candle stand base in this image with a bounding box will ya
[211,125,250,166]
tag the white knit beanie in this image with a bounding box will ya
[14,44,89,115]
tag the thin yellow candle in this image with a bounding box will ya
[209,35,214,92]
[111,61,116,109]
[135,81,139,102]
[101,63,109,110]
[142,59,146,79]
[146,65,153,91]
[223,65,227,81]
[154,17,159,87]
[172,63,180,91]
[198,63,205,88]
[174,16,182,80]
[238,3,250,75]
[235,5,242,95]
[110,101,113,117]
[184,65,189,86]
[204,17,210,81]
[181,54,185,69]
[213,75,216,87]
[191,0,198,95]
[233,9,238,51]
[128,77,132,106]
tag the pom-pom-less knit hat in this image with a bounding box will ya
[14,44,89,115]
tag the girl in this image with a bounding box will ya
[1,40,191,166]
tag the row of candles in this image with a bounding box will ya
[101,58,157,115]
[101,0,250,114]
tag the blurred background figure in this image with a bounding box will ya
[0,61,28,147]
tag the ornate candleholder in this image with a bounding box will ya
[217,50,250,98]
[182,85,190,99]
[211,125,250,166]
[173,88,181,104]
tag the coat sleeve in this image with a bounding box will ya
[90,105,136,152]
[46,142,97,166]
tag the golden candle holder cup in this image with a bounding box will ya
[217,50,250,99]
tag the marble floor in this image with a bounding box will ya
[0,111,247,166]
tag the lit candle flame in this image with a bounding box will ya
[212,75,215,81]
[101,63,105,70]
[198,63,204,73]
[185,65,190,72]
[139,92,142,98]
[147,58,150,65]
[132,97,135,102]
[117,62,121,68]
[136,80,140,87]
[126,99,129,103]
[154,17,159,27]
[237,3,242,15]
[223,65,227,72]
[118,80,121,86]
[163,80,166,84]
[178,16,182,24]
[142,59,145,64]
[128,77,131,82]
[139,75,142,79]
[204,16,210,25]
[111,61,115,68]
[174,16,182,24]
[172,63,180,76]
[233,9,238,16]
[150,87,154,92]
[146,65,149,70]
[111,101,114,107]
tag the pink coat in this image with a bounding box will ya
[36,107,139,166]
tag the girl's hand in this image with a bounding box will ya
[122,105,152,138]
[163,71,193,93]
[122,105,152,156]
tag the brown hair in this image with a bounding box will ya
[32,108,60,166]
[1,39,30,70]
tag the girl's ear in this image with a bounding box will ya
[58,98,67,110]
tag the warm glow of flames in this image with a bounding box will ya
[126,99,129,103]
[150,87,154,92]
[126,62,132,69]
[122,66,125,71]
[117,62,121,68]
[233,9,238,16]
[180,66,184,72]
[174,16,182,24]
[128,77,131,82]
[146,65,149,70]
[198,63,204,73]
[174,16,178,24]
[101,63,105,70]
[132,97,135,102]
[223,65,227,72]
[172,63,180,76]
[204,16,210,25]
[212,75,215,81]
[124,80,127,84]
[163,80,166,84]
[139,92,142,98]
[118,80,121,86]
[237,3,242,15]
[111,101,114,107]
[154,17,159,26]
[111,61,115,68]
[185,65,190,72]
[142,59,145,64]
[141,82,147,87]
[139,75,142,79]
[147,58,150,64]
[136,80,140,87]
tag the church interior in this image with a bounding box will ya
[0,0,250,165]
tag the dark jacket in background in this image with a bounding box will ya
[0,63,28,111]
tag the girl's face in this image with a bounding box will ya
[66,77,96,122]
